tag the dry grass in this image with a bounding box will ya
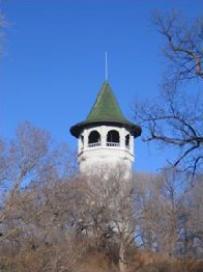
[1,247,202,272]
[75,251,117,272]
[128,250,203,272]
[74,251,203,272]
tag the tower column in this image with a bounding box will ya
[83,129,88,150]
[78,136,82,153]
[101,126,106,147]
[120,128,126,149]
[130,135,134,154]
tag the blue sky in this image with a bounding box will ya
[1,0,202,172]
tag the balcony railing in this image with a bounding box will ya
[88,142,101,148]
[106,142,120,147]
[88,142,121,148]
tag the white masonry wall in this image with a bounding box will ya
[77,125,135,174]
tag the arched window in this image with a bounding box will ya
[88,130,101,147]
[106,130,120,146]
[125,134,130,148]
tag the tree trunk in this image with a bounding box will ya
[119,241,127,272]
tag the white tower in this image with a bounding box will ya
[70,81,141,173]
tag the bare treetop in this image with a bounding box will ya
[134,11,203,175]
[153,10,203,84]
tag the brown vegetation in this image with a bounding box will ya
[0,122,202,272]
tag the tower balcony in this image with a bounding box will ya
[78,126,134,159]
[87,141,122,148]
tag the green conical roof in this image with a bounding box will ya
[70,81,141,138]
[86,81,127,123]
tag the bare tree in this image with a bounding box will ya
[0,151,202,271]
[134,170,198,258]
[0,139,8,186]
[0,122,76,247]
[152,10,203,83]
[69,166,136,272]
[157,168,186,256]
[181,175,203,257]
[0,178,89,272]
[1,122,202,271]
[134,88,203,174]
[134,11,203,174]
[4,121,75,192]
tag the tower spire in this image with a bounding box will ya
[105,51,108,81]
